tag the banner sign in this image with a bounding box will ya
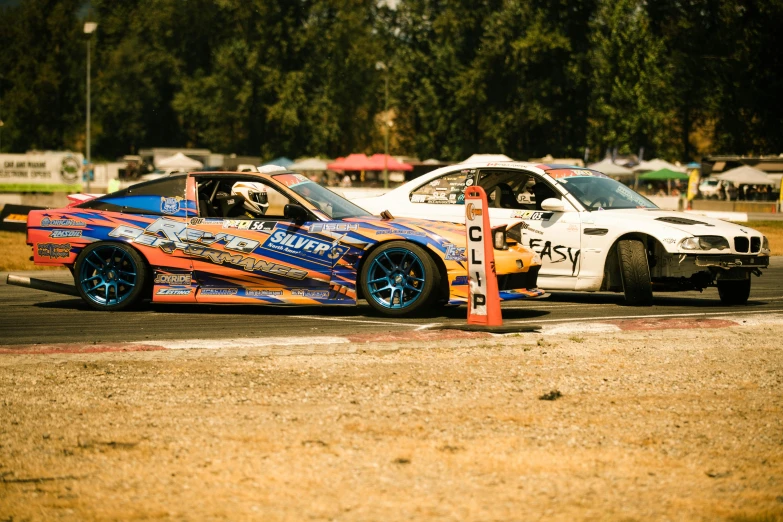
[465,186,502,326]
[0,204,46,232]
[0,152,84,193]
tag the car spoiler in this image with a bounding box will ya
[66,193,104,207]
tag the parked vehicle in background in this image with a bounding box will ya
[698,178,723,199]
[355,161,770,305]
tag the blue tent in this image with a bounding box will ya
[262,157,293,168]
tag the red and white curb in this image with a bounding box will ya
[0,329,490,355]
[534,310,783,335]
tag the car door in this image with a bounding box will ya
[186,175,334,303]
[475,169,582,279]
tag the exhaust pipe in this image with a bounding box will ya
[6,274,80,297]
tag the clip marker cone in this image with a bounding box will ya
[464,186,502,326]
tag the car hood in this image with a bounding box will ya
[591,208,761,236]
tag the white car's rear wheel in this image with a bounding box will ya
[717,279,751,305]
[617,239,653,306]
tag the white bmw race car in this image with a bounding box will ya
[354,161,770,305]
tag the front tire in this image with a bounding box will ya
[717,278,751,305]
[617,239,653,306]
[75,242,148,311]
[360,241,438,317]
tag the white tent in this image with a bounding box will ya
[156,152,203,170]
[714,165,774,185]
[461,154,513,163]
[289,157,331,171]
[632,158,685,173]
[587,158,633,177]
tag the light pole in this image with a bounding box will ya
[84,21,97,192]
[375,61,390,189]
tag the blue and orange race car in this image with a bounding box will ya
[26,170,546,316]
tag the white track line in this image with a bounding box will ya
[139,336,350,350]
[287,315,417,327]
[506,308,783,325]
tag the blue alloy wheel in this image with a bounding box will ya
[360,241,437,317]
[75,242,147,310]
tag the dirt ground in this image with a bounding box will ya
[1,324,782,521]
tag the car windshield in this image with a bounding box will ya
[555,174,658,210]
[273,172,373,219]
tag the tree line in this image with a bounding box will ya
[1,0,781,163]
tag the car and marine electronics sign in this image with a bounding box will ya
[465,186,502,326]
[0,152,84,193]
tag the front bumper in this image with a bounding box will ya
[694,254,769,269]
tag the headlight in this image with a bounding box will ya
[493,226,508,250]
[763,236,769,250]
[680,236,730,250]
[680,237,701,250]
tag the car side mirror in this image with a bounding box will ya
[540,198,565,212]
[284,203,309,222]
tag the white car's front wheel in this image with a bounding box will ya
[717,279,751,305]
[617,239,653,306]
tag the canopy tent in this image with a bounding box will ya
[155,152,203,170]
[637,168,690,181]
[368,154,413,171]
[587,158,633,177]
[288,157,331,171]
[328,154,413,171]
[714,165,774,185]
[461,153,513,163]
[328,154,372,171]
[632,158,685,173]
[262,157,293,168]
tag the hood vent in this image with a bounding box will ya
[655,216,713,226]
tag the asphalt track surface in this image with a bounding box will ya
[1,257,782,346]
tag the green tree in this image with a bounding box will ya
[0,0,84,153]
[588,0,678,160]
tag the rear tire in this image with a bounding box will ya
[360,241,439,317]
[717,278,751,305]
[75,242,148,311]
[617,239,653,306]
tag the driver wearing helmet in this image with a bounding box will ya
[231,181,269,218]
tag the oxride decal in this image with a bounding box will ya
[109,218,308,280]
[50,229,82,238]
[154,273,192,285]
[529,238,580,275]
[37,243,71,258]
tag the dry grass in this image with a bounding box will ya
[0,231,60,272]
[745,221,783,256]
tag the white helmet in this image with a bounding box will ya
[232,181,269,216]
